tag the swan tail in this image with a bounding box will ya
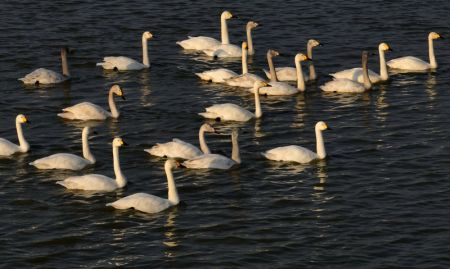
[56,180,69,188]
[198,112,218,119]
[57,112,76,119]
[195,72,211,81]
[144,145,163,156]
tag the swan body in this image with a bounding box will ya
[97,32,153,70]
[58,85,125,120]
[196,68,238,83]
[256,82,299,96]
[57,137,127,192]
[199,81,267,122]
[177,11,234,51]
[107,160,180,214]
[263,121,329,163]
[19,48,70,85]
[0,114,30,156]
[145,123,215,159]
[387,32,442,71]
[203,44,241,58]
[30,127,96,170]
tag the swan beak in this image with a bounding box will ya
[121,95,126,100]
[318,43,323,46]
[175,161,182,168]
[327,127,332,130]
[25,120,31,124]
[388,47,393,52]
[122,141,128,146]
[439,35,444,39]
[93,131,99,135]
[305,56,312,61]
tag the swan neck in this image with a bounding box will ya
[242,47,248,74]
[221,16,230,44]
[429,37,437,68]
[307,44,316,81]
[315,127,326,159]
[108,89,119,118]
[246,26,254,55]
[16,121,29,153]
[199,127,211,154]
[231,134,241,164]
[82,129,95,164]
[113,145,127,188]
[142,36,150,67]
[254,86,262,118]
[362,55,372,90]
[267,53,278,82]
[165,164,179,206]
[379,48,388,80]
[295,59,306,91]
[61,50,70,77]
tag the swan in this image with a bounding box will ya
[97,31,153,71]
[58,84,125,120]
[19,47,70,85]
[387,32,442,72]
[256,51,310,96]
[145,123,216,159]
[29,127,96,170]
[199,81,268,121]
[246,21,259,56]
[263,39,321,81]
[262,121,329,163]
[56,137,127,192]
[106,159,180,214]
[321,51,372,93]
[223,41,265,87]
[0,114,30,157]
[331,42,392,83]
[182,129,240,169]
[176,11,234,51]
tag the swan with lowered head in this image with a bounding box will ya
[145,123,216,159]
[58,85,125,120]
[263,39,322,81]
[107,159,181,214]
[56,137,127,192]
[199,81,268,121]
[321,51,372,93]
[262,121,329,163]
[29,127,96,170]
[177,11,234,51]
[331,42,392,83]
[182,129,240,169]
[387,32,443,72]
[97,31,153,71]
[0,114,30,157]
[19,48,70,85]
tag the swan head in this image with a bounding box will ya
[429,32,443,40]
[201,123,216,133]
[16,114,30,124]
[221,11,233,20]
[295,53,312,62]
[242,41,248,49]
[267,49,279,58]
[379,42,392,52]
[231,128,239,140]
[165,159,180,170]
[113,137,127,147]
[111,84,125,100]
[143,31,154,40]
[247,21,259,29]
[308,39,322,48]
[315,121,329,131]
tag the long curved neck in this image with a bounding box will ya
[82,129,95,163]
[295,59,306,91]
[315,127,326,159]
[307,44,316,81]
[16,122,29,153]
[246,27,254,56]
[113,145,127,188]
[165,165,179,205]
[220,17,230,44]
[379,48,388,80]
[362,55,372,90]
[61,51,70,77]
[242,47,248,74]
[231,134,241,164]
[428,37,437,68]
[254,86,262,118]
[108,90,119,118]
[199,127,211,154]
[142,37,150,67]
[267,53,278,82]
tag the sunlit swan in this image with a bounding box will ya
[199,81,268,121]
[145,123,216,159]
[56,137,127,192]
[331,42,392,83]
[177,11,234,51]
[262,121,329,163]
[387,32,442,72]
[0,114,30,156]
[263,39,321,81]
[321,51,372,93]
[107,159,180,214]
[246,21,259,56]
[182,129,240,169]
[19,48,70,85]
[97,31,153,71]
[58,85,125,120]
[29,127,96,170]
[224,41,265,87]
[257,51,310,95]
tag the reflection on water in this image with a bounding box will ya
[164,208,180,259]
[313,160,328,192]
[139,72,153,107]
[425,73,437,101]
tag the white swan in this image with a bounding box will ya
[29,127,96,170]
[56,137,127,192]
[182,129,240,169]
[97,31,153,71]
[19,47,70,85]
[199,81,268,121]
[321,51,372,93]
[176,11,234,51]
[387,32,442,72]
[145,123,216,159]
[262,121,329,163]
[263,39,321,81]
[331,42,392,83]
[0,114,30,157]
[58,85,125,120]
[257,51,310,96]
[107,159,180,214]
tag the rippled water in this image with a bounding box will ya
[1,0,450,268]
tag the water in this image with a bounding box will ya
[1,0,450,268]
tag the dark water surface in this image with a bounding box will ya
[1,0,450,268]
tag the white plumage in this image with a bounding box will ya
[0,114,30,157]
[182,154,236,169]
[330,68,382,84]
[263,68,310,82]
[320,78,366,93]
[199,104,254,121]
[196,68,238,83]
[225,73,265,88]
[177,36,221,51]
[202,44,241,58]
